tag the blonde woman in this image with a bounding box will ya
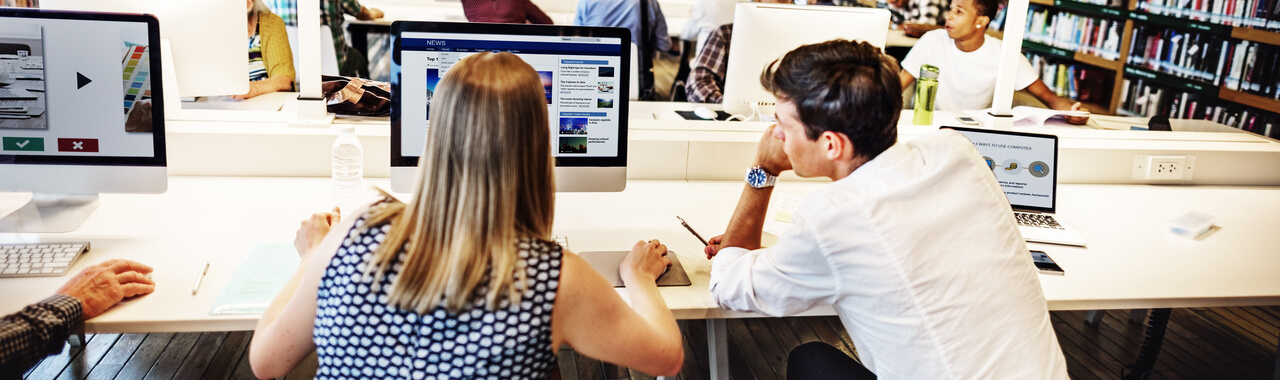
[249,52,684,379]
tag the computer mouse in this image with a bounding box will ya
[693,106,717,120]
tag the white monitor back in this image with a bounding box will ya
[722,4,890,117]
[41,0,248,97]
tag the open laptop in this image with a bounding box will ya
[947,127,1088,246]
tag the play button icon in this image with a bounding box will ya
[76,72,91,89]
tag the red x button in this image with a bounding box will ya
[57,138,99,152]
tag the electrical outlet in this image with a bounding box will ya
[1132,155,1197,181]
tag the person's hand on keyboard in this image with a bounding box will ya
[55,259,156,319]
[294,207,341,257]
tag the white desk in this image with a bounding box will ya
[3,176,1280,379]
[4,179,1279,317]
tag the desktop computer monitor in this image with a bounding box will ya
[722,4,890,118]
[390,21,630,193]
[40,0,247,98]
[0,9,166,232]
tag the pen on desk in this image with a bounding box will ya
[191,261,209,295]
[677,216,709,246]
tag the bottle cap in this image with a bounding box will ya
[919,64,940,80]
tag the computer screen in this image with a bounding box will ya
[722,4,890,117]
[0,9,166,232]
[390,21,630,193]
[947,127,1058,212]
[41,0,247,98]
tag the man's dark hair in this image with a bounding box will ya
[760,39,901,160]
[971,0,1000,21]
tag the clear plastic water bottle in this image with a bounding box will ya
[913,64,940,125]
[332,125,363,198]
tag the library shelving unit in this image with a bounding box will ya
[1019,0,1280,135]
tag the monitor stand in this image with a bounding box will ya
[0,193,100,233]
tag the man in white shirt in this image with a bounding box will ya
[704,39,1069,379]
[899,0,1088,124]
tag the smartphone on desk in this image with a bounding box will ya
[1030,250,1064,275]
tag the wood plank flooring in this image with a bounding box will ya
[22,306,1278,379]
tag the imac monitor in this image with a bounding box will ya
[40,0,247,98]
[0,9,166,232]
[722,4,890,117]
[390,22,630,193]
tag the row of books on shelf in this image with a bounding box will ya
[1026,53,1115,104]
[1121,77,1279,137]
[1127,25,1280,99]
[1135,0,1280,31]
[0,0,37,7]
[1025,7,1124,61]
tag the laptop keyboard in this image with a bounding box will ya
[1015,212,1064,230]
[0,242,89,277]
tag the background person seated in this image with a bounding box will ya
[685,24,731,104]
[323,0,383,77]
[898,0,1088,124]
[888,0,949,37]
[237,0,296,100]
[462,0,553,24]
[249,52,684,379]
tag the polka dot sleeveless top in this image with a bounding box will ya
[314,216,563,379]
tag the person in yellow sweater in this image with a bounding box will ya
[236,0,296,99]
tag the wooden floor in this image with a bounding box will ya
[23,306,1279,379]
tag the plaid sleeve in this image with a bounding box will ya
[0,295,82,378]
[686,24,732,104]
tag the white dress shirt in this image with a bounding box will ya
[901,30,1039,112]
[710,130,1068,379]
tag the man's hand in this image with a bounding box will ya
[755,125,792,175]
[1064,102,1089,125]
[704,235,724,259]
[620,239,671,285]
[56,260,155,319]
[357,6,384,20]
[294,207,341,257]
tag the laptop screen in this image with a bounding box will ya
[390,21,629,169]
[947,127,1058,212]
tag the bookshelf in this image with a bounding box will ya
[1018,0,1280,136]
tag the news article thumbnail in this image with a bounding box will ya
[560,136,587,153]
[559,117,587,135]
[425,68,441,120]
[539,71,553,104]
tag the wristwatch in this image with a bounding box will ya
[745,166,777,189]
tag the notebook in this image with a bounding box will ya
[947,127,1088,246]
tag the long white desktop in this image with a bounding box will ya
[4,102,1280,380]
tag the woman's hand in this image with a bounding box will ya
[620,239,672,286]
[294,207,340,257]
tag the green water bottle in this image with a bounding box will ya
[913,64,940,125]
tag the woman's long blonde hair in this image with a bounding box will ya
[363,52,555,314]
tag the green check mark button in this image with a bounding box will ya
[3,137,44,152]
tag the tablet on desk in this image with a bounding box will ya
[578,251,692,287]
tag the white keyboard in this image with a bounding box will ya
[0,242,89,277]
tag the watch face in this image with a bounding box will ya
[747,167,767,187]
